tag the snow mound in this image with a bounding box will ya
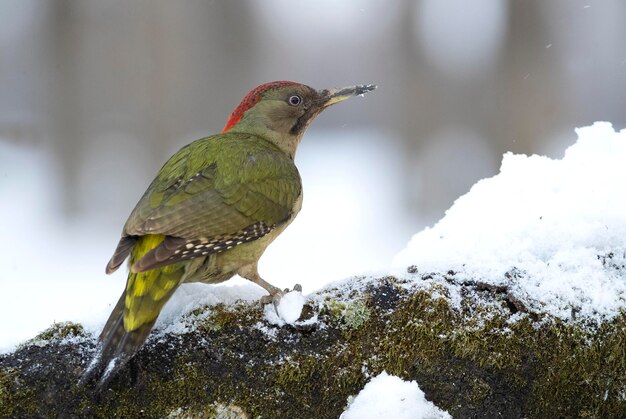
[276,290,306,324]
[264,290,306,326]
[341,371,451,419]
[393,122,626,321]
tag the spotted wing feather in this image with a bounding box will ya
[108,132,301,273]
[132,221,274,272]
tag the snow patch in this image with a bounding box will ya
[276,291,305,324]
[25,331,90,350]
[253,322,279,340]
[341,371,451,419]
[153,283,264,336]
[264,290,305,326]
[393,122,626,321]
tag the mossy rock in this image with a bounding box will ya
[1,275,624,418]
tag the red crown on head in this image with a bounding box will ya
[222,81,299,132]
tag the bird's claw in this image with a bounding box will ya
[260,284,303,315]
[259,294,273,305]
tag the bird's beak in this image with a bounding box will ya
[318,84,377,108]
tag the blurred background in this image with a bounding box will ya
[1,0,625,348]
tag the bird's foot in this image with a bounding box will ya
[260,283,303,314]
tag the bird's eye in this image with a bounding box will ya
[288,95,302,106]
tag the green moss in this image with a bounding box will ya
[198,304,239,333]
[0,368,37,418]
[527,314,626,418]
[467,377,492,406]
[22,321,86,348]
[272,351,366,415]
[375,287,626,417]
[1,279,624,417]
[189,302,263,334]
[324,299,347,318]
[140,357,212,417]
[122,286,626,417]
[275,356,317,389]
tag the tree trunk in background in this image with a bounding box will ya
[43,0,260,218]
[397,0,572,223]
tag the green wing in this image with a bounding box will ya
[106,132,301,273]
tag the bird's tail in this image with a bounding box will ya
[79,291,158,388]
[80,235,186,388]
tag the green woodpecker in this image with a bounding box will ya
[81,81,376,386]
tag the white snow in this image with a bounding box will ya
[263,304,284,327]
[394,122,626,321]
[263,290,305,326]
[275,291,306,324]
[341,371,451,419]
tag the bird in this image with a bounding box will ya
[80,81,377,387]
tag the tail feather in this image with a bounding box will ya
[81,234,186,388]
[106,236,137,274]
[79,292,157,388]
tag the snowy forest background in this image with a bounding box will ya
[1,0,626,351]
